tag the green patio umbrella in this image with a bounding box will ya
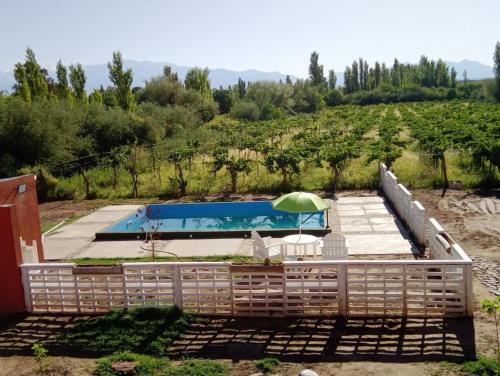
[272,192,330,234]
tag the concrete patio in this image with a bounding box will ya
[42,195,418,260]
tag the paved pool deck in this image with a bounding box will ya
[42,195,419,260]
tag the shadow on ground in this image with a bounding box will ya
[0,314,475,362]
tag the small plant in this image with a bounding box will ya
[31,342,50,373]
[481,297,500,365]
[255,357,280,374]
[96,351,169,376]
[462,356,500,376]
[166,359,229,376]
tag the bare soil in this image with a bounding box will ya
[7,189,498,375]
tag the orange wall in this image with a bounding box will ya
[0,175,44,260]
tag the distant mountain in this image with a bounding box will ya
[0,60,297,93]
[445,59,494,80]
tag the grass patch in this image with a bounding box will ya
[462,356,500,376]
[40,221,59,233]
[95,354,228,376]
[255,357,280,373]
[96,352,169,376]
[70,255,254,266]
[166,359,229,376]
[60,307,195,356]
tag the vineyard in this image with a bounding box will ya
[27,100,497,201]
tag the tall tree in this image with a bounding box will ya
[374,62,381,88]
[308,51,326,87]
[69,63,87,101]
[343,66,353,94]
[285,75,292,84]
[351,60,360,91]
[494,41,500,102]
[184,67,211,99]
[23,48,48,99]
[13,63,31,103]
[163,65,179,81]
[363,60,369,90]
[328,69,337,89]
[108,51,135,110]
[55,60,72,100]
[450,67,457,88]
[237,77,247,98]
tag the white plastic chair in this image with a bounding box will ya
[251,231,284,259]
[321,232,348,260]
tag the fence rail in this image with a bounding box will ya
[21,259,472,317]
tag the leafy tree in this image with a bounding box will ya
[231,100,260,121]
[367,113,403,168]
[308,51,326,87]
[212,146,251,192]
[351,60,360,92]
[56,60,72,100]
[23,48,48,99]
[139,75,182,106]
[69,63,87,101]
[88,89,103,104]
[450,67,457,88]
[163,65,179,81]
[237,77,247,98]
[285,75,292,85]
[374,62,381,88]
[108,51,135,110]
[184,67,211,100]
[167,149,189,196]
[264,146,301,189]
[328,69,337,89]
[13,63,31,103]
[212,87,233,114]
[494,41,500,102]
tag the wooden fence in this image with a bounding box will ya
[21,258,473,317]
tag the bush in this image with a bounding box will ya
[462,356,499,376]
[166,359,229,376]
[18,165,58,202]
[324,88,344,106]
[255,357,280,373]
[230,100,260,121]
[95,351,169,376]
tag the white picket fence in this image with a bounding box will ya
[379,163,426,245]
[21,258,473,317]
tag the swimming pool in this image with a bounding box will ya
[95,200,328,239]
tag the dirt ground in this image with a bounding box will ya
[4,189,498,375]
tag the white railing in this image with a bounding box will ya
[21,258,473,317]
[379,164,426,245]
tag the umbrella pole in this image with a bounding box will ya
[299,212,302,236]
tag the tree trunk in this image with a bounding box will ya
[230,170,237,193]
[440,153,448,197]
[112,166,118,188]
[280,167,288,190]
[332,166,341,193]
[81,170,91,199]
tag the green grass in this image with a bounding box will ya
[96,352,170,376]
[95,354,228,376]
[166,359,229,376]
[40,221,59,233]
[70,255,254,266]
[59,307,195,356]
[255,357,280,373]
[462,356,500,376]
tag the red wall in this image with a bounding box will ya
[0,205,26,313]
[0,174,44,313]
[0,175,44,260]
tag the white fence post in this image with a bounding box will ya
[20,265,32,312]
[173,265,183,310]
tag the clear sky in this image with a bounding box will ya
[1,0,498,76]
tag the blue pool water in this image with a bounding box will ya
[102,201,325,233]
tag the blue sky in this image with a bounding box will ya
[1,0,498,76]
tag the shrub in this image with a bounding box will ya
[95,351,169,376]
[255,357,280,373]
[230,100,260,121]
[18,165,58,202]
[462,356,499,376]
